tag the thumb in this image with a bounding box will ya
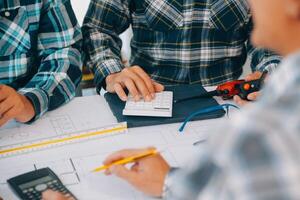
[247,92,259,101]
[153,82,164,92]
[233,95,247,106]
[110,165,138,183]
[42,190,67,200]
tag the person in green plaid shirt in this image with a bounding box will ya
[82,0,281,104]
[0,0,82,127]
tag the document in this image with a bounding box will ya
[0,96,224,200]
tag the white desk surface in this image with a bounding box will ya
[0,93,229,200]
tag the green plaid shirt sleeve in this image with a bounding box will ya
[163,53,300,200]
[83,0,281,90]
[0,0,82,121]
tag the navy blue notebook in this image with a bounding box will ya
[104,84,225,128]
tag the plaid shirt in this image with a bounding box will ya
[163,52,300,200]
[0,0,82,121]
[82,0,281,91]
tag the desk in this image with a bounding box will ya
[0,94,227,200]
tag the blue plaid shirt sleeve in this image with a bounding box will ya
[162,52,300,200]
[82,0,131,91]
[17,0,82,121]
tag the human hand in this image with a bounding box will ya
[0,85,35,126]
[104,147,170,197]
[105,66,164,101]
[234,71,264,106]
[42,190,75,200]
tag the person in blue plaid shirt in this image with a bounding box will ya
[82,0,281,105]
[44,0,300,198]
[0,0,82,127]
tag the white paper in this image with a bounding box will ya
[0,95,225,200]
[0,96,116,146]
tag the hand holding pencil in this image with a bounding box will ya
[93,148,159,172]
[101,147,170,197]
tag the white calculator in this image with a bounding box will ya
[123,91,173,117]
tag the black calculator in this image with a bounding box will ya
[7,168,76,200]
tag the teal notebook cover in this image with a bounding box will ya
[104,84,225,128]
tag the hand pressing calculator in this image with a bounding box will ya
[123,91,173,117]
[7,168,76,200]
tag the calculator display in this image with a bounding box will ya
[19,176,53,190]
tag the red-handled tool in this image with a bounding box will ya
[175,71,268,103]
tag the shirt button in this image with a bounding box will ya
[4,11,10,17]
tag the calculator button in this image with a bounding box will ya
[123,91,173,117]
[4,11,10,17]
[35,184,48,192]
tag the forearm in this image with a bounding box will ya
[18,0,83,121]
[19,45,82,121]
[82,0,131,91]
[82,27,124,91]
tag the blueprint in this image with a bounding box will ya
[0,95,225,200]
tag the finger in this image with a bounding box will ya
[233,95,248,106]
[153,82,164,92]
[131,163,140,172]
[104,169,112,176]
[0,107,16,127]
[0,97,14,116]
[104,149,142,165]
[109,165,139,185]
[248,92,260,101]
[0,117,9,127]
[132,67,155,97]
[114,83,128,101]
[124,69,151,101]
[245,72,262,81]
[42,190,68,200]
[103,148,153,165]
[0,86,10,102]
[123,78,140,101]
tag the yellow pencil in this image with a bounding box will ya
[92,149,158,172]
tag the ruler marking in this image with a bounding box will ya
[0,124,127,156]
